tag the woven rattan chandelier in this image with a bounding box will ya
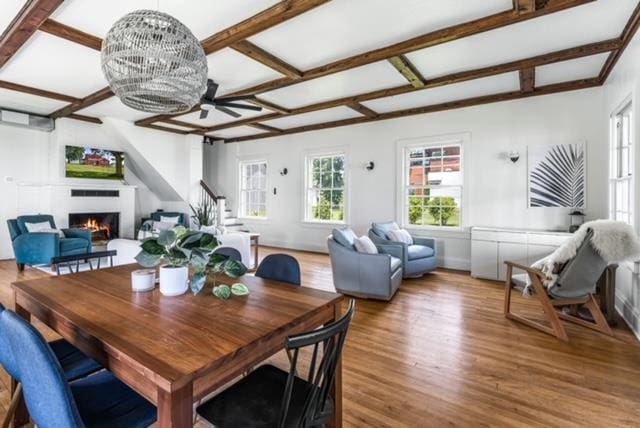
[101,10,208,114]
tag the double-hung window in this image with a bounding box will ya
[239,160,267,219]
[402,142,462,227]
[305,153,346,223]
[610,101,633,225]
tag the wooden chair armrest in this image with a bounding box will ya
[504,261,545,278]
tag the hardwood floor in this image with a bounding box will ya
[1,247,640,427]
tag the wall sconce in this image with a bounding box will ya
[508,150,520,163]
[279,168,288,176]
[365,161,375,171]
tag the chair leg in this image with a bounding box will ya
[557,295,614,337]
[2,382,22,428]
[504,264,513,316]
[16,263,24,272]
[504,271,569,341]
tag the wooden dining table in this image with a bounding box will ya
[11,264,344,427]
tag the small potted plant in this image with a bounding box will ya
[135,226,246,296]
[190,199,217,234]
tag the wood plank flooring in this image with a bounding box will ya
[1,247,640,427]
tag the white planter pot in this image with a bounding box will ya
[159,265,189,296]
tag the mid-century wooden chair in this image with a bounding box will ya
[504,229,614,342]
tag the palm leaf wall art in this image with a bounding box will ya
[528,143,585,208]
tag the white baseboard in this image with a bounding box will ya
[616,295,640,342]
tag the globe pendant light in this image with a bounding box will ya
[101,9,208,114]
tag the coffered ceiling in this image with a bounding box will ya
[0,0,638,143]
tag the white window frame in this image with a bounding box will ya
[397,134,467,231]
[609,97,634,225]
[303,150,348,225]
[238,159,268,220]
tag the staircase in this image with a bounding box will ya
[199,180,246,232]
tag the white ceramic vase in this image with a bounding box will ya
[159,265,189,296]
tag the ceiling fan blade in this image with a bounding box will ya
[216,102,262,111]
[215,95,257,103]
[203,80,219,100]
[215,105,242,118]
[199,109,209,119]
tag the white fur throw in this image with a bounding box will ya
[531,220,640,288]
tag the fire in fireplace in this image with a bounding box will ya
[68,212,120,244]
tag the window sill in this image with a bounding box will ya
[238,217,270,223]
[403,225,470,239]
[300,220,346,229]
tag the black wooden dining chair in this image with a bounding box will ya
[197,299,355,427]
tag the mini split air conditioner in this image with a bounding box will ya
[0,109,55,132]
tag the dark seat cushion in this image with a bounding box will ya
[407,245,434,260]
[49,339,102,381]
[71,370,156,428]
[60,238,90,253]
[390,256,402,272]
[197,364,334,428]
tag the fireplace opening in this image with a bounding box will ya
[68,212,119,245]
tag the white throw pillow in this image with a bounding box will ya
[354,236,378,254]
[25,222,65,238]
[153,221,175,232]
[160,215,181,224]
[387,229,413,245]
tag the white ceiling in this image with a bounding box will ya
[0,0,635,137]
[207,126,267,139]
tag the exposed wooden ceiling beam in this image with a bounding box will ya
[227,0,593,97]
[514,0,537,14]
[39,19,102,50]
[225,78,601,143]
[138,124,192,135]
[161,118,207,131]
[0,80,80,103]
[346,102,378,118]
[67,114,103,124]
[388,55,425,88]
[194,38,618,134]
[248,97,292,114]
[0,0,64,69]
[231,40,303,78]
[519,68,535,92]
[599,1,640,83]
[247,123,283,133]
[201,113,281,133]
[50,87,114,119]
[200,0,331,55]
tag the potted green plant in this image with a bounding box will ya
[190,199,217,233]
[135,226,246,296]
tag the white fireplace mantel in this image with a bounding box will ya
[16,182,137,239]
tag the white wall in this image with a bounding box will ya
[205,87,607,269]
[0,118,201,259]
[603,31,640,339]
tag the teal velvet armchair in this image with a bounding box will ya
[7,215,92,271]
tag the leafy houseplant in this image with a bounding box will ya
[190,199,217,228]
[135,226,247,296]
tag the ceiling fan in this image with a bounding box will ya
[198,79,262,119]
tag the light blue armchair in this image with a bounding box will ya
[7,215,92,271]
[328,228,403,301]
[368,221,437,278]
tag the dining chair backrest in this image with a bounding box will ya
[0,310,84,427]
[279,299,355,427]
[213,246,242,262]
[0,304,19,380]
[255,254,301,286]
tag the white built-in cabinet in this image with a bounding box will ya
[470,227,571,281]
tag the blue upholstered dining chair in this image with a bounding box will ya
[255,254,302,286]
[7,215,92,271]
[214,246,243,262]
[368,221,438,278]
[0,304,102,428]
[0,309,156,428]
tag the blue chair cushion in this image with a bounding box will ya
[408,245,435,260]
[390,256,402,272]
[332,228,357,249]
[371,222,399,239]
[16,215,55,235]
[256,254,301,286]
[49,339,102,382]
[71,370,156,428]
[60,238,90,253]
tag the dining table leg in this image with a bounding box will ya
[157,382,193,428]
[12,303,30,427]
[328,301,343,428]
